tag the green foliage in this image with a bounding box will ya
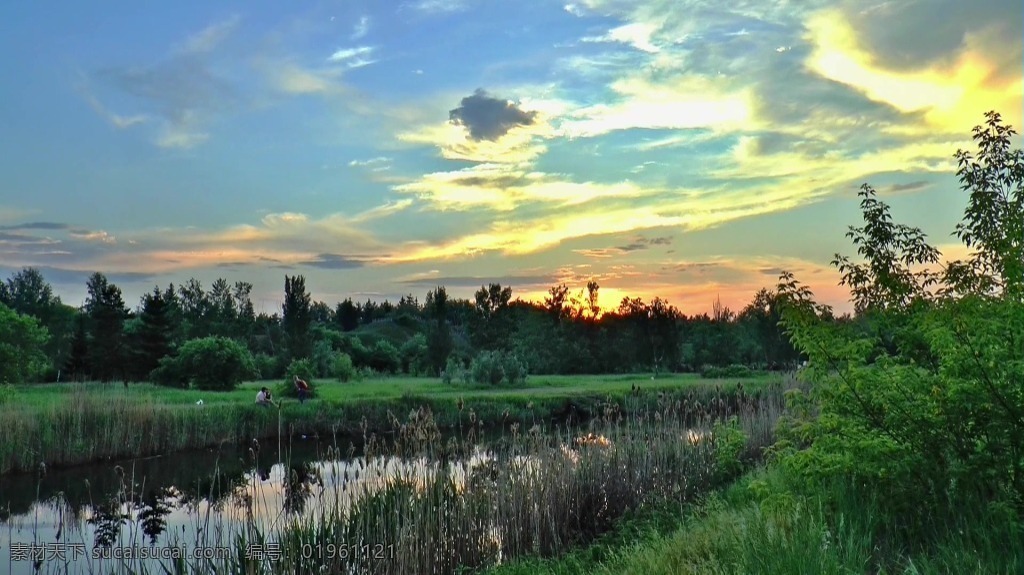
[400,333,429,375]
[0,383,19,405]
[332,352,355,382]
[700,364,753,379]
[0,302,50,383]
[152,336,255,391]
[469,350,528,386]
[252,353,281,380]
[278,358,317,398]
[367,339,401,373]
[441,355,466,385]
[776,112,1024,526]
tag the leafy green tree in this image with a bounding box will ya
[945,110,1024,299]
[0,303,49,383]
[776,112,1024,523]
[282,275,312,360]
[85,272,127,382]
[152,336,255,391]
[177,279,211,340]
[1,268,75,377]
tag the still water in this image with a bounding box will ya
[0,434,456,575]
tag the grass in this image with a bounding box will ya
[0,373,780,475]
[485,466,1024,575]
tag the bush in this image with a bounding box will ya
[701,364,753,379]
[441,355,465,385]
[367,340,401,374]
[0,383,19,405]
[278,358,316,398]
[469,351,529,386]
[152,336,256,391]
[333,352,356,382]
[253,353,281,380]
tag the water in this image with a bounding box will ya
[0,436,418,575]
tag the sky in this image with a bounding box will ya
[1,0,1022,316]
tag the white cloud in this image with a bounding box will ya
[327,46,374,63]
[351,16,370,40]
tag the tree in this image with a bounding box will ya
[177,279,210,340]
[832,184,941,313]
[135,287,175,380]
[470,283,514,351]
[0,303,49,383]
[425,286,453,375]
[945,111,1024,299]
[335,298,360,332]
[1,268,75,378]
[85,272,127,382]
[282,275,312,360]
[776,112,1024,523]
[152,336,255,391]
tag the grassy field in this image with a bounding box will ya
[0,373,779,475]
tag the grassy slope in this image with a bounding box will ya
[486,467,1024,575]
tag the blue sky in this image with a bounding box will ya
[1,0,1021,314]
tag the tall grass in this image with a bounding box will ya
[0,377,782,474]
[4,379,793,575]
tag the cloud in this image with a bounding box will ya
[349,156,393,171]
[804,6,1024,134]
[273,64,345,94]
[327,46,377,69]
[68,229,117,244]
[298,253,369,269]
[0,222,69,231]
[449,89,539,142]
[394,163,650,211]
[180,15,241,54]
[92,16,242,149]
[397,273,555,288]
[351,16,370,40]
[583,22,661,53]
[886,181,931,195]
[573,235,674,258]
[560,75,753,138]
[409,0,467,13]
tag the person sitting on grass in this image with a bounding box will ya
[293,375,311,404]
[255,387,277,407]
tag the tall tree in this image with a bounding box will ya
[425,286,453,375]
[282,275,312,360]
[471,283,514,351]
[85,272,127,382]
[135,287,175,379]
[335,298,360,332]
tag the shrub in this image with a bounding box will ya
[253,353,281,380]
[470,351,504,385]
[278,358,316,398]
[333,352,356,382]
[469,351,529,386]
[701,364,753,379]
[367,340,401,374]
[0,383,19,405]
[152,336,256,391]
[441,355,465,385]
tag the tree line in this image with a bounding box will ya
[0,265,815,385]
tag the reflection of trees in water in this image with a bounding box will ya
[137,486,177,544]
[87,497,129,549]
[283,462,322,515]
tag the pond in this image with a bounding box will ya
[0,403,739,575]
